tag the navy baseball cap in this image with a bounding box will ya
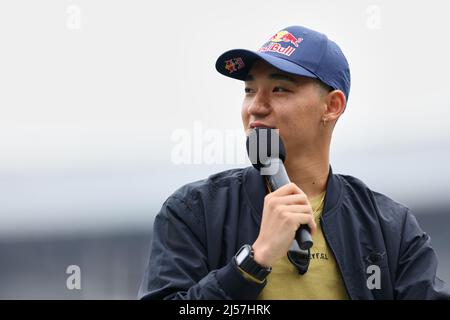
[215,25,351,101]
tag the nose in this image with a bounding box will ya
[246,90,271,117]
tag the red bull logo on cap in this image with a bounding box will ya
[224,57,245,74]
[258,30,304,57]
[269,31,303,47]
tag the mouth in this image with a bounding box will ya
[249,122,276,129]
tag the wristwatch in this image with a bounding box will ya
[234,244,272,282]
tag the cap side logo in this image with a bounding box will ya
[224,57,245,74]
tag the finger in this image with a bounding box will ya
[275,194,310,206]
[271,182,305,197]
[287,212,317,235]
[284,204,313,215]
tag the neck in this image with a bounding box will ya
[284,148,330,200]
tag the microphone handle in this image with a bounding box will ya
[266,159,313,251]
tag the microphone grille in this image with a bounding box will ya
[245,128,286,170]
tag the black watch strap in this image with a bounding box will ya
[234,244,272,282]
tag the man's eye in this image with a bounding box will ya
[273,87,288,92]
[244,88,254,94]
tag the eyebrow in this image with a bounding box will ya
[244,73,298,84]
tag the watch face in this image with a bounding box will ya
[236,245,251,265]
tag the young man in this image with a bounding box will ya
[139,26,450,299]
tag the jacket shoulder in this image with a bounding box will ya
[159,167,246,219]
[338,173,410,220]
[171,167,245,201]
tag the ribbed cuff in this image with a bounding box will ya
[215,258,266,300]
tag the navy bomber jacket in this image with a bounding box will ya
[139,166,450,299]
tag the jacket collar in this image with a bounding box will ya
[243,164,343,225]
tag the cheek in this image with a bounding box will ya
[241,102,249,123]
[276,106,313,138]
[276,105,302,127]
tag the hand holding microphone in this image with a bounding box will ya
[246,128,316,268]
[252,182,317,268]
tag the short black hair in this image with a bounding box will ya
[316,79,334,95]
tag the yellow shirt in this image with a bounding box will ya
[257,187,349,300]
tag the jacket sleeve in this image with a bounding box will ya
[394,209,450,299]
[138,196,266,300]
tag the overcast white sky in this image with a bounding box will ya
[1,0,449,237]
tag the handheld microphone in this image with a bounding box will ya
[245,127,313,251]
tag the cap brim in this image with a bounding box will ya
[215,49,317,81]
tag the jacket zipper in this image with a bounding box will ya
[320,217,353,300]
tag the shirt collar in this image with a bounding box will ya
[242,164,343,226]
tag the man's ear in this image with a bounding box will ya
[324,90,346,121]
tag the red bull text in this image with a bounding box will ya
[258,30,303,57]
